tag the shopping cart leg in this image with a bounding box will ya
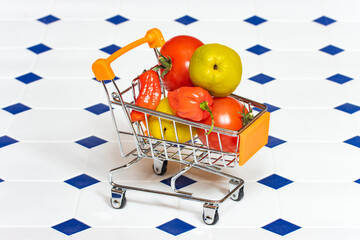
[153,158,168,175]
[111,187,127,209]
[203,202,219,225]
[229,179,244,201]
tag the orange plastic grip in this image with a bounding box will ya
[92,28,165,81]
[238,112,270,166]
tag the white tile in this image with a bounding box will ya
[237,51,263,83]
[234,78,265,104]
[329,22,360,50]
[52,0,121,20]
[188,0,256,20]
[75,182,179,227]
[261,51,338,79]
[279,182,360,227]
[0,110,12,135]
[264,80,347,109]
[7,109,97,141]
[284,228,360,240]
[274,142,360,182]
[0,81,26,108]
[177,182,280,227]
[269,109,356,141]
[178,228,282,240]
[0,0,54,19]
[354,112,360,134]
[186,21,258,51]
[324,0,360,21]
[345,80,360,106]
[258,22,330,50]
[44,21,117,49]
[120,0,187,21]
[0,228,65,240]
[255,0,324,21]
[0,21,46,47]
[0,182,79,226]
[0,49,37,79]
[70,227,171,240]
[21,78,103,109]
[33,49,100,79]
[0,142,88,181]
[336,51,360,80]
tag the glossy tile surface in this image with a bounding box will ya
[1,0,360,239]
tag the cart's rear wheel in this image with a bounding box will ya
[153,160,168,175]
[230,186,244,201]
[111,188,126,209]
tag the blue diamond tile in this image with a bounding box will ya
[249,73,275,84]
[344,136,360,148]
[262,219,301,236]
[161,175,196,190]
[314,16,336,26]
[244,15,267,26]
[100,44,121,54]
[16,72,42,84]
[106,15,129,25]
[156,218,196,236]
[3,103,31,115]
[247,45,271,55]
[38,15,60,24]
[258,174,293,190]
[264,103,280,113]
[0,136,18,148]
[65,174,100,189]
[175,15,198,25]
[0,178,3,183]
[52,218,90,236]
[266,136,286,148]
[355,178,360,184]
[27,43,52,54]
[335,103,360,114]
[320,45,344,55]
[85,103,110,115]
[326,74,353,84]
[76,136,107,149]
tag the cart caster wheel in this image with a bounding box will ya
[203,203,219,225]
[153,160,168,175]
[230,186,244,202]
[111,188,126,209]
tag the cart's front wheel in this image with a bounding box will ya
[153,160,168,175]
[111,188,126,209]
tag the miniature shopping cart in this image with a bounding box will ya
[92,28,270,225]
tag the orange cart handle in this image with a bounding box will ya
[92,28,165,81]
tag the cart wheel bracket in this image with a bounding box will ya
[111,187,126,209]
[153,159,167,175]
[203,203,219,225]
[229,179,244,201]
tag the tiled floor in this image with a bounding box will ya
[1,0,360,239]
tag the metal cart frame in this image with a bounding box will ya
[92,28,270,225]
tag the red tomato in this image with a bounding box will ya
[197,97,248,153]
[159,35,203,91]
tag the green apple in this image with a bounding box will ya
[148,98,196,143]
[189,43,242,97]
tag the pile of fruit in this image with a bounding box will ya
[130,35,254,153]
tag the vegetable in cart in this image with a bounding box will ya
[130,70,162,122]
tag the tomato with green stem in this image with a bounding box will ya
[197,97,253,153]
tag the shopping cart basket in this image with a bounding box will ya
[92,28,270,225]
